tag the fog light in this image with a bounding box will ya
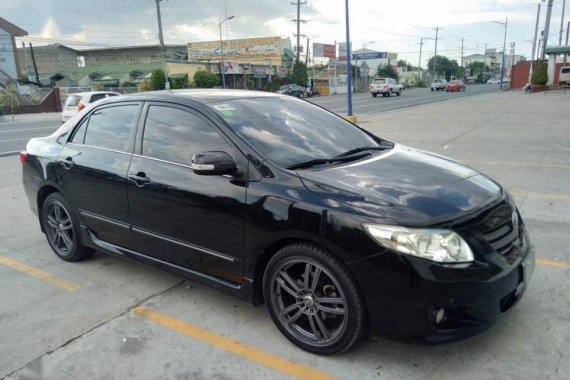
[435,308,446,324]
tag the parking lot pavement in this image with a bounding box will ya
[1,91,569,379]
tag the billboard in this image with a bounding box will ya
[352,51,387,60]
[212,62,242,74]
[187,36,281,61]
[253,65,266,78]
[485,48,496,58]
[338,42,350,61]
[313,43,336,58]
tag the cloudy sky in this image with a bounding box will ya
[2,0,568,67]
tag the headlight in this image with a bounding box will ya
[363,224,474,263]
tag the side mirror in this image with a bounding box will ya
[191,151,237,175]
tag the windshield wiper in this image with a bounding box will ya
[333,144,393,159]
[286,152,369,170]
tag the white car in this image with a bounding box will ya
[61,91,120,122]
[369,78,403,97]
[430,79,447,91]
[487,79,500,84]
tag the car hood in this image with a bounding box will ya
[297,145,502,226]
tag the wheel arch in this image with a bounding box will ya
[37,184,63,232]
[249,231,356,306]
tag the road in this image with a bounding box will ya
[0,114,61,157]
[307,84,497,115]
[0,84,497,156]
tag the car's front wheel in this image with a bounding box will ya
[41,193,94,262]
[263,243,366,355]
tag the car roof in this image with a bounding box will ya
[119,89,281,104]
[70,91,119,97]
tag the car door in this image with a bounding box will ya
[57,102,141,250]
[127,103,246,285]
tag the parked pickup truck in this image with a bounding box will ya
[370,77,403,97]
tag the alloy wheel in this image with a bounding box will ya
[269,258,347,347]
[45,201,74,256]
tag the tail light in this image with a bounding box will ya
[77,103,85,111]
[384,85,389,89]
[20,151,27,163]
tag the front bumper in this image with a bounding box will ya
[348,236,535,343]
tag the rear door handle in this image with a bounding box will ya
[128,172,151,186]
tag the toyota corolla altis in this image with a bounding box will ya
[21,90,535,354]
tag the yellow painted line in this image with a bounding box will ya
[467,160,570,169]
[0,256,81,291]
[132,306,336,380]
[536,258,570,270]
[510,191,570,200]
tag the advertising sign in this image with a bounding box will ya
[213,62,242,74]
[253,65,266,78]
[352,51,387,60]
[485,48,496,58]
[188,36,281,61]
[313,43,336,58]
[338,42,350,61]
[277,66,288,78]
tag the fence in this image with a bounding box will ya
[0,85,62,115]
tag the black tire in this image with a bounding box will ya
[431,88,434,92]
[263,243,366,355]
[372,93,377,98]
[396,90,401,96]
[41,193,94,262]
[388,89,392,97]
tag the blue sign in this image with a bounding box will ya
[352,52,387,60]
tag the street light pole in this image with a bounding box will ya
[219,15,234,89]
[345,0,353,118]
[530,1,544,83]
[492,18,508,90]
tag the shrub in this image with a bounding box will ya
[170,74,189,89]
[531,61,548,85]
[138,79,151,92]
[193,70,219,88]
[149,69,166,90]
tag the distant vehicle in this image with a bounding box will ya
[61,92,119,122]
[430,79,447,91]
[487,78,500,84]
[559,66,570,86]
[445,80,466,92]
[369,77,403,97]
[277,84,306,98]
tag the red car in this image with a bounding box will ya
[445,80,466,92]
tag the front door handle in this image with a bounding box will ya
[128,172,151,187]
[60,156,74,169]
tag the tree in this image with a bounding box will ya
[376,63,398,80]
[427,55,460,80]
[193,70,219,88]
[149,69,166,90]
[531,61,548,85]
[292,61,308,86]
[468,61,485,83]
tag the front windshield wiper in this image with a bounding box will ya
[333,143,393,159]
[286,152,369,170]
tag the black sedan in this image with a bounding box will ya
[21,90,535,354]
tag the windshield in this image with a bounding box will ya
[210,96,380,168]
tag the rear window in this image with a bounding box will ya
[373,79,386,84]
[65,95,82,106]
[561,68,570,74]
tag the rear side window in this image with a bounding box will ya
[83,105,138,152]
[65,95,82,106]
[89,94,107,103]
[142,105,230,165]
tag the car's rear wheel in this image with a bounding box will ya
[263,243,366,355]
[372,93,377,98]
[388,89,392,97]
[397,90,401,96]
[42,193,94,262]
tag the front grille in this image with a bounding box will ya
[483,219,520,255]
[454,199,523,259]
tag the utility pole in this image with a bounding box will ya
[345,0,354,118]
[432,27,441,82]
[566,21,569,63]
[530,1,543,83]
[291,0,307,63]
[541,0,554,59]
[418,38,424,81]
[560,0,566,46]
[306,37,310,64]
[155,0,169,89]
[461,38,464,80]
[510,42,515,79]
[29,43,40,85]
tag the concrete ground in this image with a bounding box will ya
[0,91,568,380]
